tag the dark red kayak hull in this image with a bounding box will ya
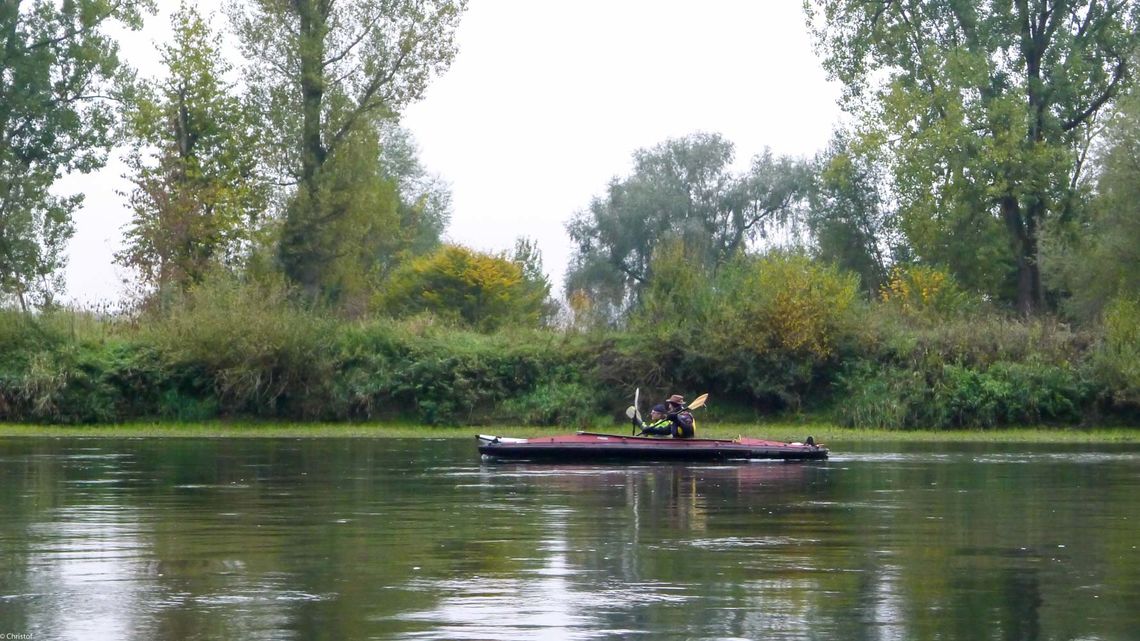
[476,432,828,462]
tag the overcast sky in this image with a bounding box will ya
[60,0,842,306]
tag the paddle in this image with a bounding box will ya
[630,387,642,435]
[687,393,709,411]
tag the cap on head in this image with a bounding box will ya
[651,404,667,414]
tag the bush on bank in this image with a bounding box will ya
[1,278,1138,428]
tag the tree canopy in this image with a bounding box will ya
[227,0,467,299]
[565,132,812,320]
[806,0,1140,313]
[117,3,265,296]
[1045,58,1140,320]
[807,133,898,296]
[0,0,152,309]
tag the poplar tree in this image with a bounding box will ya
[227,0,466,299]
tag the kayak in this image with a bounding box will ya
[476,432,828,462]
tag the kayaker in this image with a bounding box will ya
[634,404,673,436]
[664,394,696,438]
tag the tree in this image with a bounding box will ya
[373,120,452,277]
[282,125,400,314]
[1045,61,1140,320]
[379,244,551,331]
[806,0,1140,314]
[807,132,899,296]
[117,3,265,296]
[564,132,812,320]
[0,0,152,309]
[509,236,558,325]
[227,0,466,298]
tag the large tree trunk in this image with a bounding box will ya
[1010,8,1046,317]
[298,1,326,194]
[1000,196,1042,316]
[281,0,328,299]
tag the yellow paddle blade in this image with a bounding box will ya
[688,393,709,410]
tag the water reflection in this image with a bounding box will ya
[395,508,626,640]
[26,505,151,641]
[0,439,1137,641]
[395,462,843,640]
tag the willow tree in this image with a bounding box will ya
[806,0,1140,314]
[565,132,812,320]
[227,0,466,299]
[0,0,152,309]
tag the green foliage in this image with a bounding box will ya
[806,0,1140,312]
[634,239,716,333]
[1046,71,1140,322]
[627,250,863,411]
[835,361,1091,429]
[509,237,558,324]
[142,272,337,417]
[379,244,551,332]
[229,0,467,296]
[836,310,1094,428]
[118,3,266,296]
[0,273,1134,428]
[500,381,600,427]
[0,0,154,309]
[326,322,604,426]
[700,252,860,409]
[0,309,178,423]
[808,133,897,295]
[375,121,452,271]
[280,127,401,311]
[710,251,861,360]
[565,132,812,320]
[879,264,977,321]
[1093,297,1140,409]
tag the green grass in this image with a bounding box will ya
[0,421,1135,443]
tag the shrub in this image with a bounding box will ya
[880,264,976,321]
[832,362,933,429]
[1093,296,1140,408]
[687,251,862,409]
[834,360,1091,429]
[710,251,861,359]
[141,273,337,417]
[377,244,550,332]
[501,381,601,426]
[331,322,601,425]
[858,308,1089,370]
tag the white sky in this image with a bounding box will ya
[59,0,842,306]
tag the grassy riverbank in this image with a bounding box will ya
[1,422,1135,443]
[4,290,1140,430]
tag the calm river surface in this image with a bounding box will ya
[0,437,1138,640]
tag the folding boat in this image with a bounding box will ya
[476,432,828,462]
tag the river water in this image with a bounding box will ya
[0,437,1137,640]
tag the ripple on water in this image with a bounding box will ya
[687,536,822,551]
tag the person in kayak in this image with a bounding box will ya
[663,394,696,438]
[633,396,696,438]
[634,404,673,436]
